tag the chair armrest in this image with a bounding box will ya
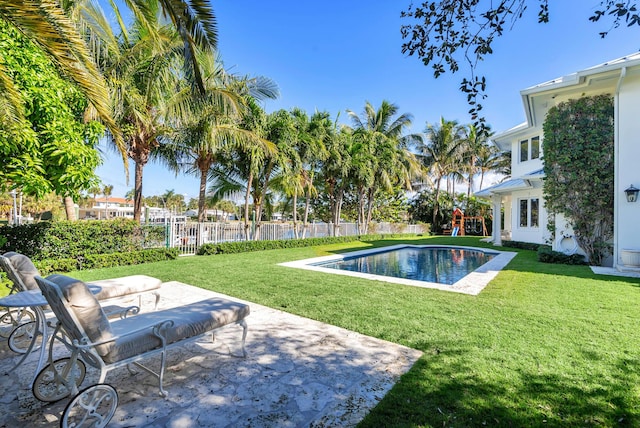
[73,319,175,349]
[102,305,140,319]
[119,306,140,319]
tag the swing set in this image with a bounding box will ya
[448,208,488,237]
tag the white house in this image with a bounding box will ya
[476,53,640,269]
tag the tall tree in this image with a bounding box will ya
[346,100,418,233]
[102,184,113,219]
[461,124,494,204]
[165,52,278,222]
[85,2,183,222]
[0,21,103,220]
[319,125,352,236]
[414,117,465,230]
[0,0,124,159]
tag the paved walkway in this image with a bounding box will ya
[0,281,422,427]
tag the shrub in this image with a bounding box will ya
[197,234,416,256]
[34,248,179,275]
[537,245,587,265]
[501,240,542,251]
[0,219,165,260]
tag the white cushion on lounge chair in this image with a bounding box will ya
[47,274,114,357]
[88,275,162,301]
[4,251,40,290]
[102,298,250,364]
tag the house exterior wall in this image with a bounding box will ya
[615,71,640,266]
[509,131,544,178]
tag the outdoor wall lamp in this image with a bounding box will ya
[625,184,639,203]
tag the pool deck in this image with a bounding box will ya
[280,244,517,295]
[0,281,422,427]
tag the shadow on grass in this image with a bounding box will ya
[360,347,640,427]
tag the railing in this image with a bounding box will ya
[157,220,427,255]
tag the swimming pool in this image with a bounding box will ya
[280,245,517,295]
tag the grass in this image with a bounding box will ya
[67,235,640,427]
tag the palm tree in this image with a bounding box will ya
[242,109,294,240]
[477,143,511,190]
[0,0,124,158]
[346,100,418,233]
[82,3,185,222]
[319,125,352,236]
[165,52,278,222]
[455,124,496,209]
[102,184,113,219]
[414,117,466,230]
[1,0,219,163]
[298,110,330,237]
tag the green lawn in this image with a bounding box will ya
[70,236,640,427]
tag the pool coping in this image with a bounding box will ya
[279,244,517,295]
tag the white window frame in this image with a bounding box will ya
[519,136,541,163]
[518,197,539,229]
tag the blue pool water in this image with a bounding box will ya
[314,246,497,285]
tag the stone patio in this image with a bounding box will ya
[0,281,422,427]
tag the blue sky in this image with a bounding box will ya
[97,0,640,199]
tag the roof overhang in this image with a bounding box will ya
[475,178,532,198]
[494,52,640,137]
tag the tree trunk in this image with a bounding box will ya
[243,173,253,241]
[64,196,76,220]
[133,161,145,222]
[198,166,208,222]
[302,192,311,239]
[292,193,299,239]
[253,165,274,241]
[357,186,366,234]
[365,187,375,235]
[333,188,344,236]
[432,177,442,230]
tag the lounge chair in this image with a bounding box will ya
[0,252,162,353]
[33,274,249,427]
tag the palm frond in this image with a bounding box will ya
[0,0,127,170]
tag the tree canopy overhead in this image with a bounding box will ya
[400,1,640,132]
[0,21,102,199]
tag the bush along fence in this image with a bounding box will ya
[197,233,418,255]
[0,219,165,260]
[170,220,428,255]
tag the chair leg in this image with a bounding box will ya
[239,319,248,358]
[152,291,160,310]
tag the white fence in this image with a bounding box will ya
[163,221,427,255]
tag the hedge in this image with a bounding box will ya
[0,220,166,260]
[198,234,418,255]
[33,248,180,275]
[501,240,542,251]
[537,245,587,265]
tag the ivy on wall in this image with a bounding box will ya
[542,95,614,265]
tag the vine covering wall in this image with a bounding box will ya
[542,95,614,265]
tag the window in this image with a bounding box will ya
[530,198,539,227]
[520,139,528,162]
[519,198,539,228]
[519,199,528,227]
[519,136,541,162]
[531,136,540,160]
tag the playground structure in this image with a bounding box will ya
[449,208,488,237]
